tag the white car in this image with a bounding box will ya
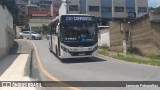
[19,31,42,40]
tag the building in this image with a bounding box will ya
[16,0,28,25]
[61,0,148,25]
[27,0,53,17]
[0,6,14,59]
[50,0,62,18]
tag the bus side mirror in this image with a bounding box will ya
[56,26,60,36]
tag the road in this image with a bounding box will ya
[31,39,160,90]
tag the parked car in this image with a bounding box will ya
[19,31,42,40]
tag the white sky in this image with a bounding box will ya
[149,0,160,7]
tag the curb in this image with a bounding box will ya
[24,49,32,76]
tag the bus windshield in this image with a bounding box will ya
[60,22,97,42]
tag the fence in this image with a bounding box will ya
[0,5,14,59]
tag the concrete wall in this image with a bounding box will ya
[98,27,110,47]
[29,19,51,32]
[130,15,160,56]
[109,21,123,52]
[110,13,160,56]
[0,6,14,59]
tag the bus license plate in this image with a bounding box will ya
[78,53,85,56]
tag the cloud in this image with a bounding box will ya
[149,0,160,7]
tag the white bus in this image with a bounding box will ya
[48,14,98,59]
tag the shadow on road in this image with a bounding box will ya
[0,40,31,76]
[49,49,107,64]
[9,41,19,55]
[0,41,21,76]
[60,57,107,64]
[0,54,20,76]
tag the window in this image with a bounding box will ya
[89,6,99,12]
[69,5,78,11]
[126,7,135,12]
[61,22,97,42]
[23,31,30,34]
[138,7,147,12]
[101,7,111,12]
[115,7,124,12]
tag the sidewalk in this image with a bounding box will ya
[0,40,36,90]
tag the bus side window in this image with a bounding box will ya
[51,25,56,34]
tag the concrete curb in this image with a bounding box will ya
[24,49,33,77]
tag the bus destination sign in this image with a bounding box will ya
[61,16,95,22]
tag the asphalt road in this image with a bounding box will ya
[31,39,160,90]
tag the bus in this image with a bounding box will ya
[48,14,98,59]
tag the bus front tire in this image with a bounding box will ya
[32,36,35,40]
[20,36,23,39]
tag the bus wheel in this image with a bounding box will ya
[20,36,23,39]
[32,36,35,40]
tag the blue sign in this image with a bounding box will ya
[81,35,87,43]
[128,12,136,19]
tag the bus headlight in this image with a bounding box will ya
[61,46,69,52]
[93,45,98,51]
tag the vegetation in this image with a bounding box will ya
[149,6,160,13]
[154,6,160,13]
[99,47,160,66]
[42,24,48,34]
[0,0,18,25]
[115,54,160,66]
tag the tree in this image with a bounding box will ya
[42,24,48,34]
[154,6,160,13]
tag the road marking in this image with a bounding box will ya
[32,42,81,90]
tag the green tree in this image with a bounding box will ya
[154,6,160,13]
[42,24,48,34]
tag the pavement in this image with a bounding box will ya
[0,39,36,90]
[1,39,160,90]
[32,39,160,90]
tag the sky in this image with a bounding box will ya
[148,0,160,7]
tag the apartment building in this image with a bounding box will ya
[16,0,28,25]
[51,0,62,18]
[135,0,148,17]
[86,0,101,17]
[63,0,148,23]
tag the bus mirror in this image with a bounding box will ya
[56,26,60,36]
